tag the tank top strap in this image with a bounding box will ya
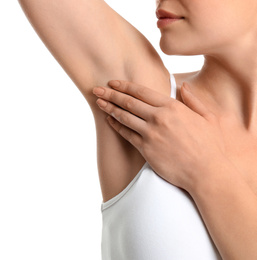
[169,73,177,99]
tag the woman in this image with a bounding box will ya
[18,0,257,259]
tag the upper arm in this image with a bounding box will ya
[18,0,134,101]
[18,0,172,201]
[18,0,170,106]
[18,0,170,105]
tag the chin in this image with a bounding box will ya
[160,44,172,55]
[159,39,205,56]
[159,38,186,55]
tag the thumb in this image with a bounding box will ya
[181,82,211,119]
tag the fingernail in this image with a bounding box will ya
[108,80,120,88]
[183,82,190,92]
[96,99,108,108]
[93,87,105,96]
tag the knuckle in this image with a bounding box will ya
[123,81,130,90]
[166,100,178,110]
[119,80,130,92]
[109,90,116,101]
[152,113,162,125]
[108,104,116,115]
[119,113,129,124]
[124,98,134,110]
[151,109,167,125]
[113,109,122,120]
[136,87,147,99]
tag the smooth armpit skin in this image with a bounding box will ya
[18,0,171,203]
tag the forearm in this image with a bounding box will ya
[189,158,257,260]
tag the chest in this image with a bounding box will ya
[223,135,257,197]
[102,167,222,260]
[175,82,257,195]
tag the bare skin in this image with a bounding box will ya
[18,0,257,258]
[155,0,257,199]
[157,0,257,210]
[17,0,172,203]
[19,0,257,206]
[156,0,257,132]
[93,76,257,260]
[174,72,257,198]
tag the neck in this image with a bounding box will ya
[191,40,257,133]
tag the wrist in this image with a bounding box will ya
[185,155,238,197]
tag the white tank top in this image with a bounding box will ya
[101,73,222,260]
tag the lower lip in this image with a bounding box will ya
[157,18,184,29]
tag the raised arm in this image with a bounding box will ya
[18,0,170,110]
[18,0,171,202]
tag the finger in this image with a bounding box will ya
[107,80,172,107]
[107,116,143,151]
[96,98,148,135]
[93,86,154,120]
[181,82,212,119]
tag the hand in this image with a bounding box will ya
[92,80,226,191]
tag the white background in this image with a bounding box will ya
[0,1,203,259]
